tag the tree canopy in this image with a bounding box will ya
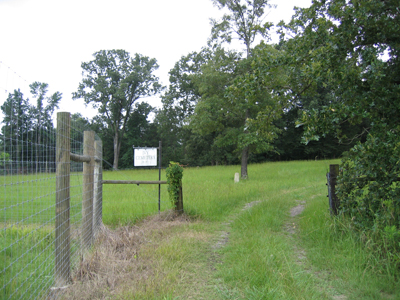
[210,0,275,56]
[279,0,400,230]
[204,0,277,178]
[73,49,162,170]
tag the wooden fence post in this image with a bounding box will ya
[93,139,103,235]
[175,181,184,214]
[329,164,340,215]
[82,131,95,249]
[55,112,71,286]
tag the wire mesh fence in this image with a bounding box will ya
[1,110,102,299]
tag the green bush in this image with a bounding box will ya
[166,162,183,206]
[337,128,400,269]
[338,129,400,231]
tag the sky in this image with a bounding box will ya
[0,0,312,121]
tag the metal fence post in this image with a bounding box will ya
[55,112,71,286]
[82,131,95,249]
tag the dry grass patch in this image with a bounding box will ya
[60,210,204,299]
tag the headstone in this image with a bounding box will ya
[234,172,240,183]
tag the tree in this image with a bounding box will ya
[0,152,11,174]
[208,0,276,178]
[210,0,275,56]
[280,0,400,230]
[73,49,162,170]
[189,44,285,171]
[0,89,31,166]
[119,102,158,168]
[156,49,215,166]
[30,82,61,172]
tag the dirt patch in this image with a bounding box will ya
[58,210,193,300]
[242,200,261,211]
[212,231,230,251]
[285,200,306,235]
[290,201,306,217]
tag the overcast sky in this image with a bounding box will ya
[0,0,312,120]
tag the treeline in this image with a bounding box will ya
[0,80,359,171]
[0,83,61,173]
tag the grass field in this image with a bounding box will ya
[2,160,400,299]
[78,159,399,299]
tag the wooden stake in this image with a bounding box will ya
[55,112,71,286]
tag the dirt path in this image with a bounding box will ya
[285,200,348,300]
[59,199,349,299]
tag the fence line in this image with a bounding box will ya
[1,110,182,299]
[1,111,102,299]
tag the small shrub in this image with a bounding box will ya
[166,162,183,206]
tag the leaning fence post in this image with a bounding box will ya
[93,139,103,235]
[82,131,95,249]
[329,164,340,215]
[55,112,71,286]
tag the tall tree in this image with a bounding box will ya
[280,0,400,229]
[119,102,157,168]
[156,49,211,165]
[210,0,275,56]
[0,89,31,165]
[190,44,287,170]
[30,82,61,172]
[209,0,275,178]
[73,50,162,170]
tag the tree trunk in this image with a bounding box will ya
[113,132,119,170]
[241,146,249,179]
[241,108,250,179]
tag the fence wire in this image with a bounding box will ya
[1,108,101,299]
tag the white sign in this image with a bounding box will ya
[134,148,157,167]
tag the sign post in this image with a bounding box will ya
[133,142,162,213]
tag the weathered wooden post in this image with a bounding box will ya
[328,164,340,215]
[55,112,71,286]
[93,139,103,235]
[176,182,184,214]
[82,131,95,249]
